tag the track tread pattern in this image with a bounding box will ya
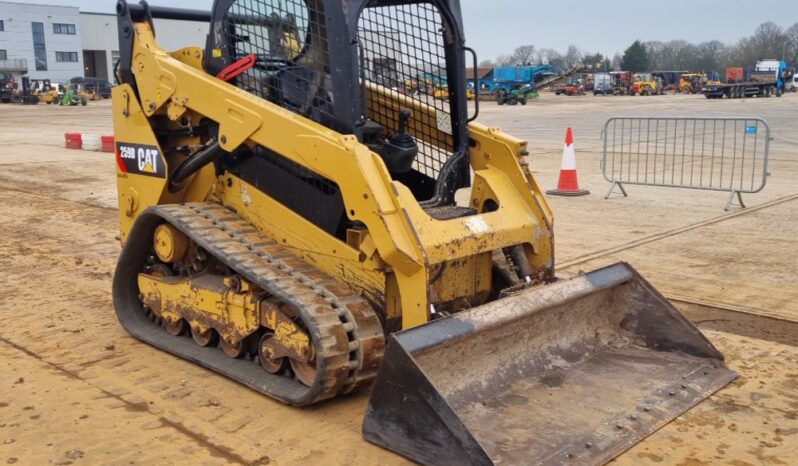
[134,202,384,404]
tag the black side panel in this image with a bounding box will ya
[392,170,437,202]
[223,147,349,238]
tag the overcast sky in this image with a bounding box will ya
[13,0,798,59]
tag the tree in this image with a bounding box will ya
[784,23,798,67]
[611,53,622,71]
[487,20,798,75]
[495,54,513,66]
[510,45,536,65]
[673,42,700,70]
[727,37,756,68]
[562,45,583,69]
[478,59,496,68]
[582,52,605,69]
[537,48,563,67]
[621,40,649,72]
[751,22,786,59]
[644,41,665,69]
[696,40,727,72]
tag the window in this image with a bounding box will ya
[0,20,5,31]
[53,23,76,35]
[0,50,6,60]
[31,22,47,71]
[56,51,78,62]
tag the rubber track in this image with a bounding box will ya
[113,202,384,406]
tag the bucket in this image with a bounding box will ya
[363,263,737,465]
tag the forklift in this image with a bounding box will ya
[30,79,61,104]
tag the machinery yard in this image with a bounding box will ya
[0,92,796,465]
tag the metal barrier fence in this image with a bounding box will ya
[602,117,770,210]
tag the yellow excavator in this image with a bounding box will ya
[111,1,736,464]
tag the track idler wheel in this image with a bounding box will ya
[258,331,287,374]
[290,359,317,386]
[191,326,216,347]
[164,318,188,336]
[259,299,317,386]
[220,338,245,359]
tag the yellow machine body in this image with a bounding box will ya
[111,3,735,464]
[114,21,553,332]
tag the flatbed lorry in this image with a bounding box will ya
[703,59,792,99]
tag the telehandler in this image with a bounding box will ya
[111,1,736,464]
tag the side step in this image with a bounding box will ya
[362,262,737,465]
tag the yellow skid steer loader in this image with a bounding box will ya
[111,1,736,464]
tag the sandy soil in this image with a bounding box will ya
[0,93,796,465]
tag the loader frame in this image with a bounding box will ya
[113,0,554,330]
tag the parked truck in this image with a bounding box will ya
[611,71,633,95]
[703,59,792,99]
[593,72,612,95]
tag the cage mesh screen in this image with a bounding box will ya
[359,3,454,180]
[223,0,335,126]
[223,0,337,193]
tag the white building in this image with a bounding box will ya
[80,12,208,82]
[0,1,208,84]
[0,2,83,82]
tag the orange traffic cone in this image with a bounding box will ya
[546,127,590,196]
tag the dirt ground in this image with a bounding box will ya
[0,92,796,465]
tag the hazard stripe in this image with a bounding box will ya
[561,143,577,170]
[115,148,127,174]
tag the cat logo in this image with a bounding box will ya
[116,142,166,178]
[137,148,159,174]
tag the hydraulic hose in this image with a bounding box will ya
[169,141,224,192]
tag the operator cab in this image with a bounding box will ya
[203,0,471,206]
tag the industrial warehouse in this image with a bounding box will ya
[0,1,206,81]
[0,1,796,465]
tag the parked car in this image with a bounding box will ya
[69,77,113,98]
